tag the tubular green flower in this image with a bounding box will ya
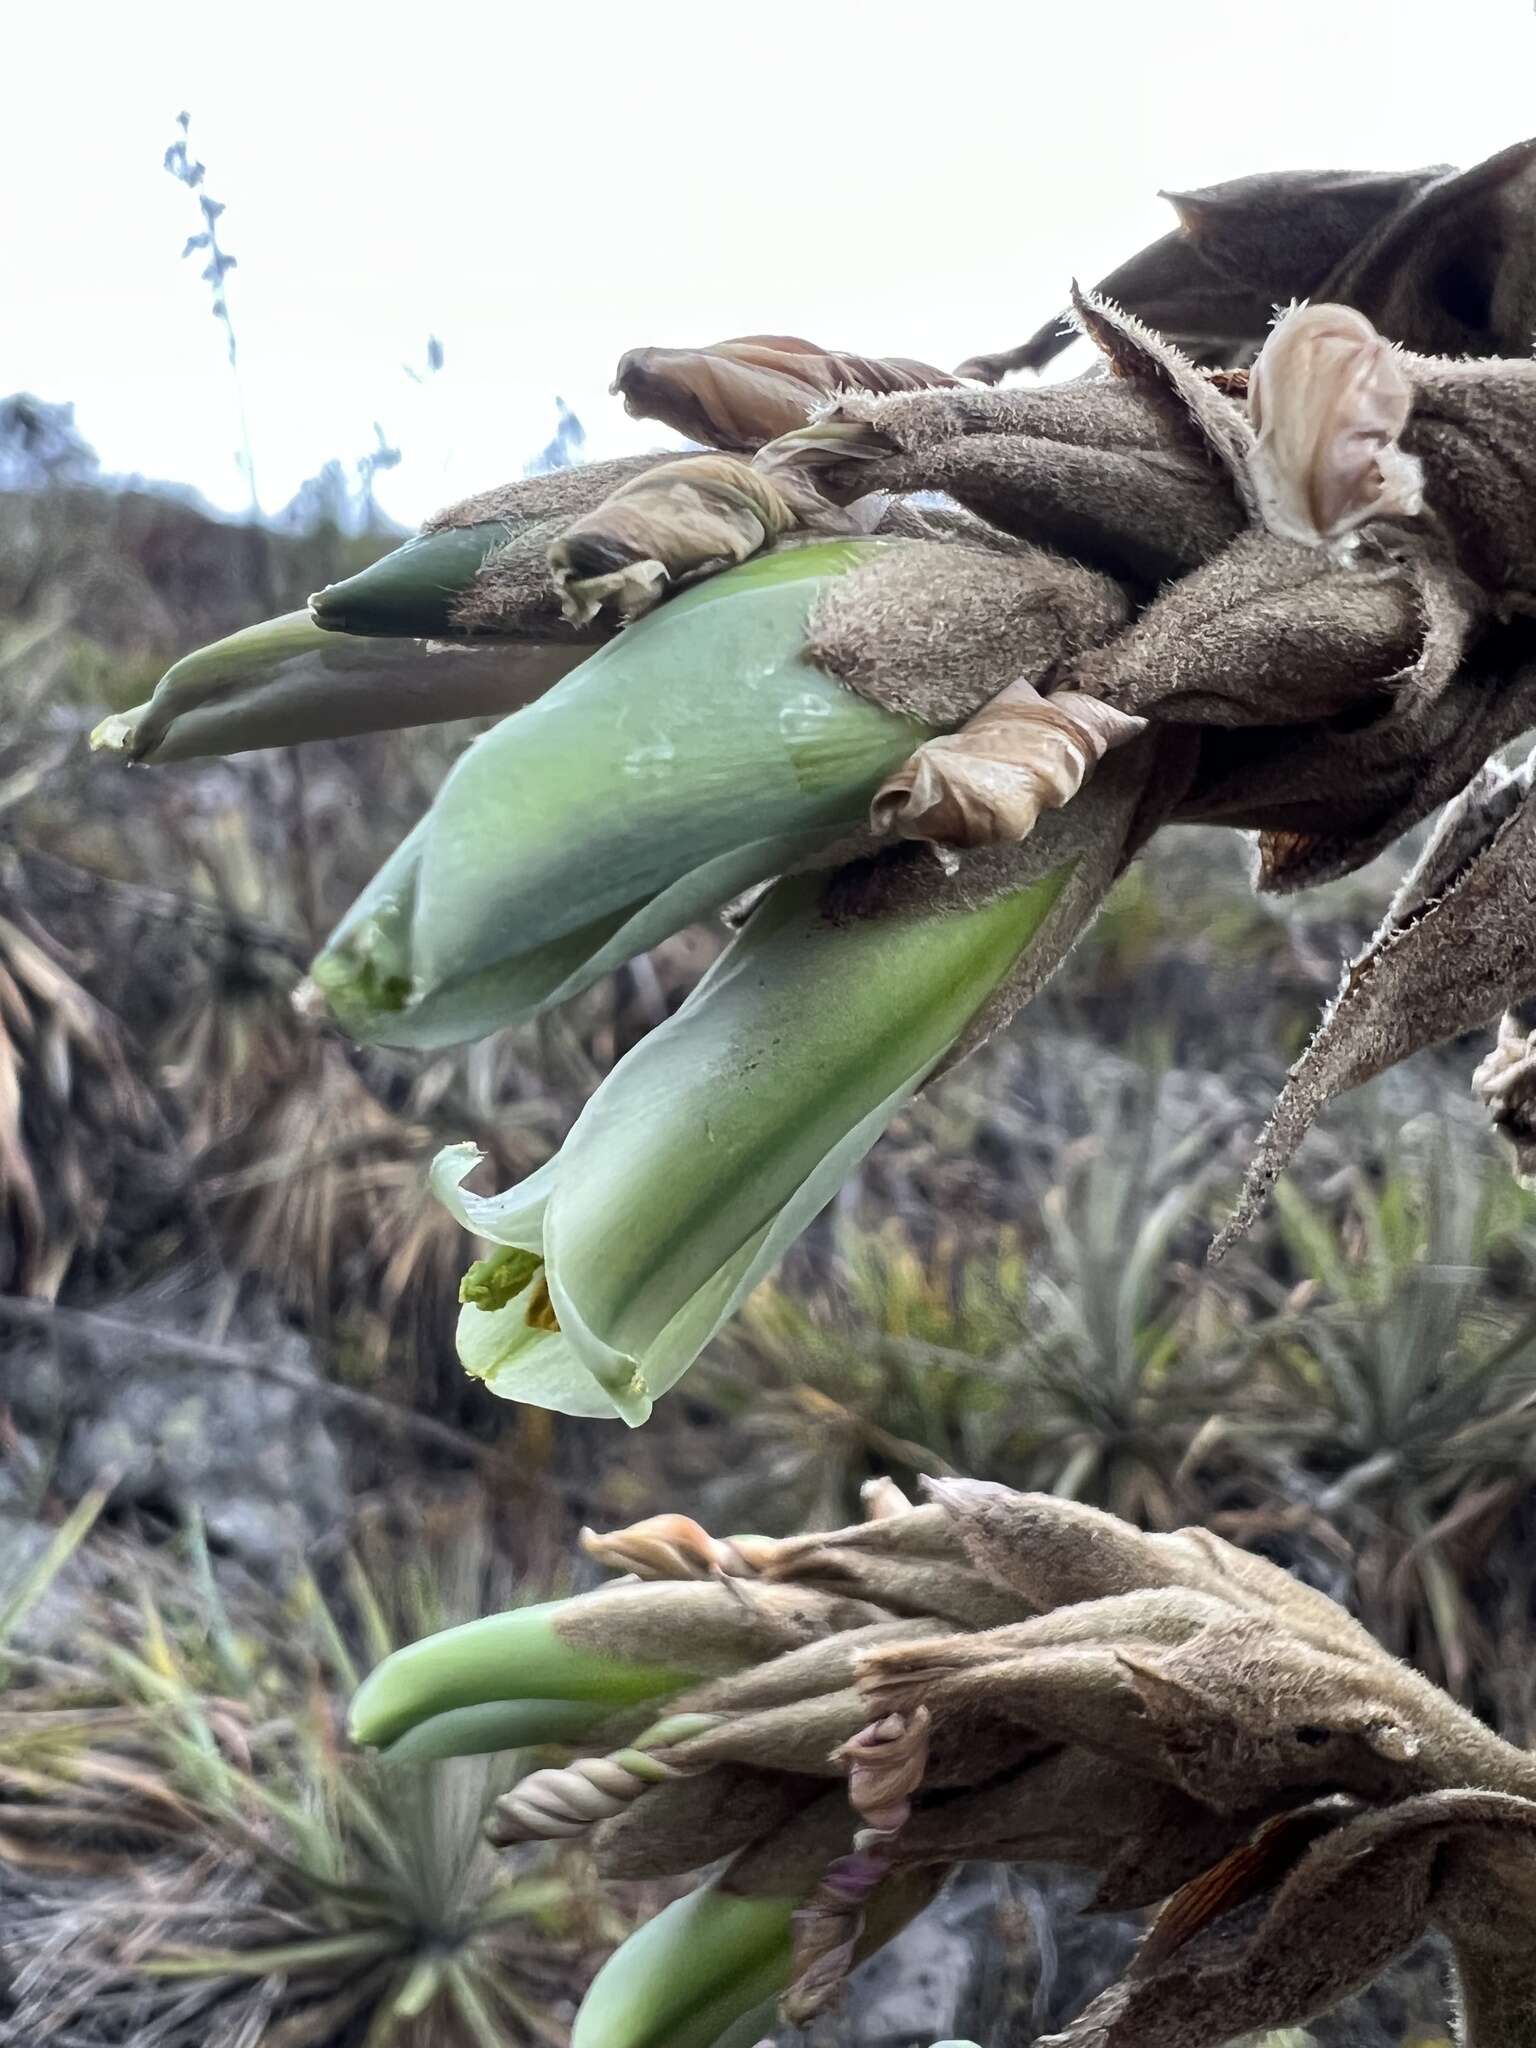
[89,610,579,764]
[347,1598,694,1749]
[378,1697,611,1765]
[570,1883,798,2048]
[432,790,1129,1423]
[567,1836,937,2047]
[306,541,925,1048]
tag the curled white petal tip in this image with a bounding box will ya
[89,711,141,756]
[291,977,331,1023]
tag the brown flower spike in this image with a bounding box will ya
[529,1479,1536,2046]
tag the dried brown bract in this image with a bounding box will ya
[611,335,961,452]
[1324,137,1536,362]
[871,679,1145,847]
[1246,303,1423,547]
[955,150,1536,380]
[548,453,810,624]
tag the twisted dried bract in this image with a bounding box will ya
[837,1706,931,1834]
[487,1713,722,1846]
[871,679,1147,848]
[1246,303,1424,547]
[544,1478,1536,2043]
[782,1707,934,2026]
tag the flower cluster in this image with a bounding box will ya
[354,1479,1536,2046]
[94,137,1536,1421]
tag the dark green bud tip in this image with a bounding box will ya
[309,522,511,638]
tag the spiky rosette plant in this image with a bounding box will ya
[349,1479,1536,2047]
[93,135,1536,1432]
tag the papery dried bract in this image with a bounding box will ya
[612,335,961,453]
[1247,303,1424,546]
[871,679,1145,847]
[548,455,808,624]
[836,1707,931,1832]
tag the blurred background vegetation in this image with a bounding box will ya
[3,120,1532,2048]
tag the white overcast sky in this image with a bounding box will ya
[6,1,1536,526]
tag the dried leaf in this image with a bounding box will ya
[1131,1801,1359,1977]
[1247,304,1423,546]
[1214,766,1536,1256]
[871,679,1145,847]
[612,335,961,453]
[1042,1791,1536,2048]
[1324,137,1536,361]
[958,162,1453,380]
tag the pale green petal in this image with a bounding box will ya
[312,819,858,1050]
[546,865,1069,1399]
[428,1143,552,1249]
[453,1298,638,1421]
[433,1145,645,1419]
